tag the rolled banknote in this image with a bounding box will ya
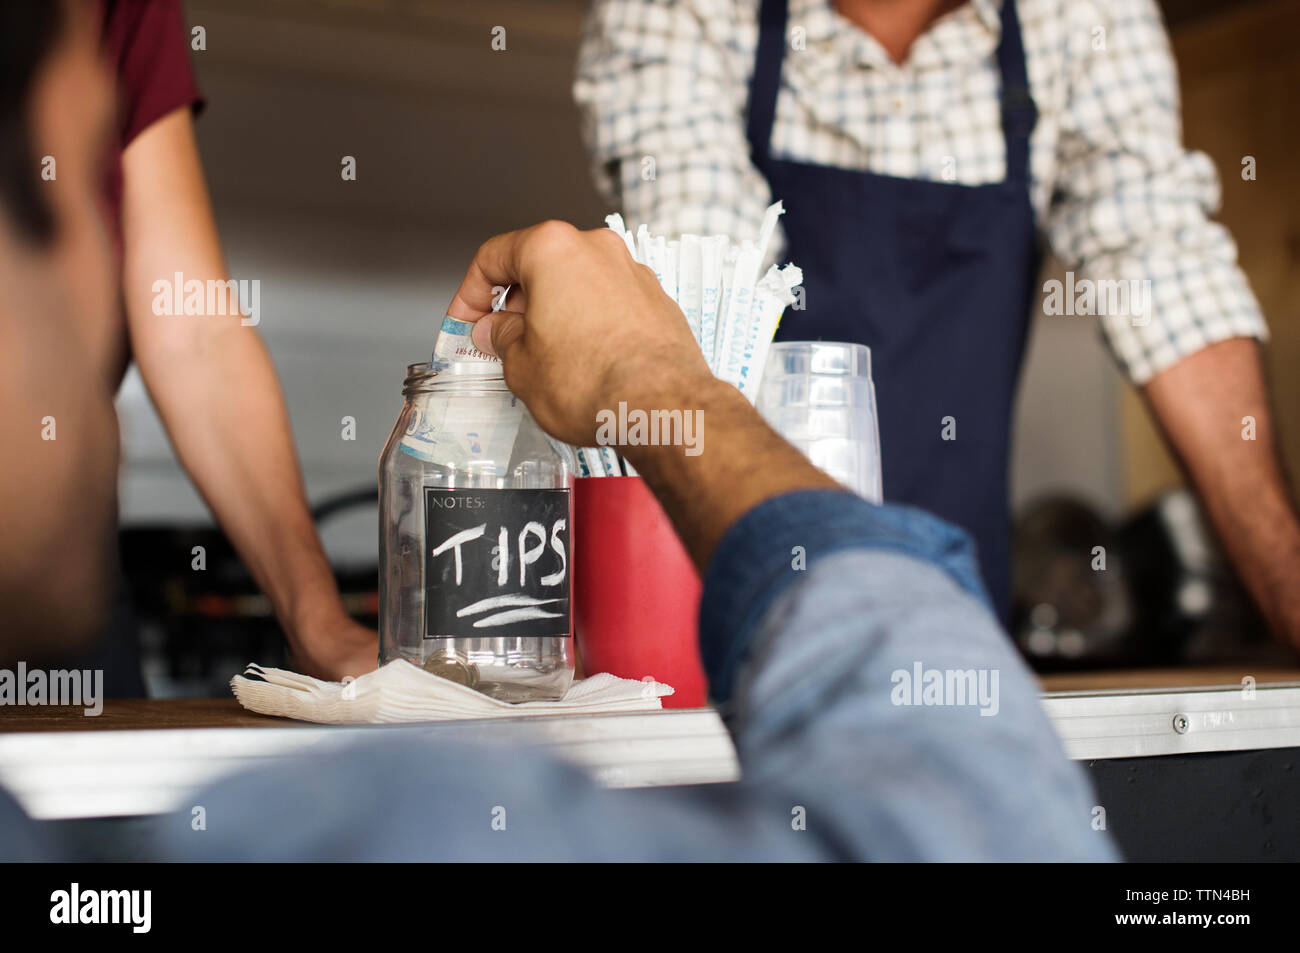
[399,385,524,475]
[431,314,498,366]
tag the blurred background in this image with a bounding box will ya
[115,0,1298,693]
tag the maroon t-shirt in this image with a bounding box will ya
[100,0,205,248]
[98,0,205,384]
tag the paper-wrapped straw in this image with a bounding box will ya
[678,234,704,347]
[602,201,799,403]
[574,201,802,474]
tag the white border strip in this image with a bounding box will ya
[1042,684,1300,761]
[0,710,740,820]
[4,686,1300,820]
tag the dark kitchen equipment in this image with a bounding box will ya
[1011,490,1278,670]
[119,487,379,697]
[1011,496,1136,669]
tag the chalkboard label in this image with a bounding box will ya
[423,487,571,640]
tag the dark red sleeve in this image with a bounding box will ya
[101,0,205,147]
[99,0,206,256]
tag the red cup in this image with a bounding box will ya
[574,476,707,708]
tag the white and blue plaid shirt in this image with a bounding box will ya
[574,0,1267,384]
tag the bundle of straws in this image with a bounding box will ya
[578,200,803,477]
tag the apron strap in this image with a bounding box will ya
[996,0,1037,186]
[746,0,790,170]
[745,0,1039,186]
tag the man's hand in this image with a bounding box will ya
[451,221,715,446]
[447,221,840,570]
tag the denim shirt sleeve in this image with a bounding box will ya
[697,489,1118,861]
[699,489,991,708]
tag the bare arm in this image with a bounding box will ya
[119,108,375,679]
[1142,337,1300,648]
[625,379,838,572]
[1039,2,1295,644]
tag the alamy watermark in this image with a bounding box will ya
[891,662,1000,716]
[1042,272,1151,327]
[151,271,260,326]
[0,664,103,716]
[50,884,150,933]
[595,401,703,457]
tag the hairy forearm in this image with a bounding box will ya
[623,376,840,572]
[1142,338,1300,645]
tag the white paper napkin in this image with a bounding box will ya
[231,661,675,724]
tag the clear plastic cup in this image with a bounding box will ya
[755,342,882,503]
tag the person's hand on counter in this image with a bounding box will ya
[447,221,840,571]
[289,610,377,681]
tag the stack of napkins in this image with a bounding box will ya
[231,661,675,724]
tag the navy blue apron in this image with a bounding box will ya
[748,0,1040,621]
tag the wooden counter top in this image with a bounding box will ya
[0,697,295,733]
[1,666,1298,734]
[1038,665,1300,693]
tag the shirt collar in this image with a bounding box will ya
[793,0,1003,72]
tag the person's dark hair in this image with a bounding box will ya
[0,2,67,244]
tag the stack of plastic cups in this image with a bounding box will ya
[755,342,883,503]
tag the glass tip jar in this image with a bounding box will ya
[379,359,576,702]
